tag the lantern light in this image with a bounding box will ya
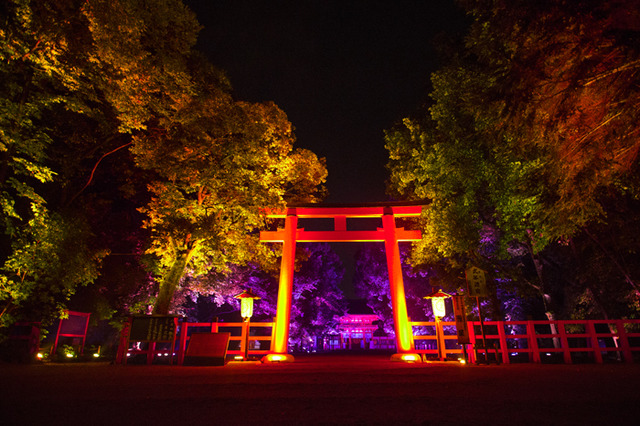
[234,289,261,362]
[424,289,452,319]
[432,298,446,318]
[234,289,261,319]
[424,289,454,362]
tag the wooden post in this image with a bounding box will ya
[558,322,572,364]
[243,318,250,360]
[587,321,603,364]
[435,317,445,361]
[527,320,541,363]
[169,317,178,365]
[177,321,188,365]
[147,342,156,365]
[476,297,489,362]
[467,321,477,364]
[116,318,132,365]
[273,211,298,355]
[382,210,414,354]
[616,320,634,364]
[497,321,509,364]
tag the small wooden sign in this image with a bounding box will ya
[452,295,470,344]
[466,266,488,297]
[184,332,230,366]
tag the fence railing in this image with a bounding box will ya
[120,319,640,365]
[411,319,640,364]
[175,321,274,364]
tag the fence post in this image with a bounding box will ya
[558,322,572,364]
[436,319,445,360]
[616,320,634,364]
[240,320,247,357]
[116,318,132,365]
[497,321,509,364]
[586,322,603,364]
[467,321,477,364]
[177,321,188,366]
[527,321,541,363]
[147,342,156,365]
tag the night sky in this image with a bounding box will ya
[184,0,468,203]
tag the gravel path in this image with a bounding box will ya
[2,353,639,425]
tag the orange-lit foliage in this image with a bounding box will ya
[516,7,640,193]
[0,0,328,323]
[134,97,327,314]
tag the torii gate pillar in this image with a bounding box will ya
[270,212,297,362]
[260,204,423,363]
[382,209,416,358]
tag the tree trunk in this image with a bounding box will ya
[152,248,193,315]
[528,244,561,348]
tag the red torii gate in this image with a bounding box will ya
[260,203,424,362]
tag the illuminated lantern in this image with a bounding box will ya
[424,289,452,319]
[235,289,261,320]
[234,289,261,361]
[424,289,453,361]
[432,298,446,318]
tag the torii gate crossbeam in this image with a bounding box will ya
[260,204,424,362]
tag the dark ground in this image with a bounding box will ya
[2,353,639,425]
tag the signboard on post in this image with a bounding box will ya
[452,295,470,344]
[129,316,178,342]
[118,315,180,365]
[52,311,91,356]
[465,266,488,298]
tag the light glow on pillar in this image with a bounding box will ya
[382,212,415,353]
[262,353,294,363]
[273,213,298,354]
[401,353,420,362]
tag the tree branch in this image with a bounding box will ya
[69,142,132,204]
[580,59,640,87]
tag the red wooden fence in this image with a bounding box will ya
[176,321,274,365]
[118,319,640,365]
[411,319,640,364]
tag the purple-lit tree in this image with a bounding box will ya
[288,243,347,350]
[353,243,433,334]
[169,243,346,351]
[172,262,278,322]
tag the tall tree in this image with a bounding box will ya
[132,91,327,314]
[458,0,640,239]
[1,0,328,329]
[0,0,112,328]
[386,0,640,320]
